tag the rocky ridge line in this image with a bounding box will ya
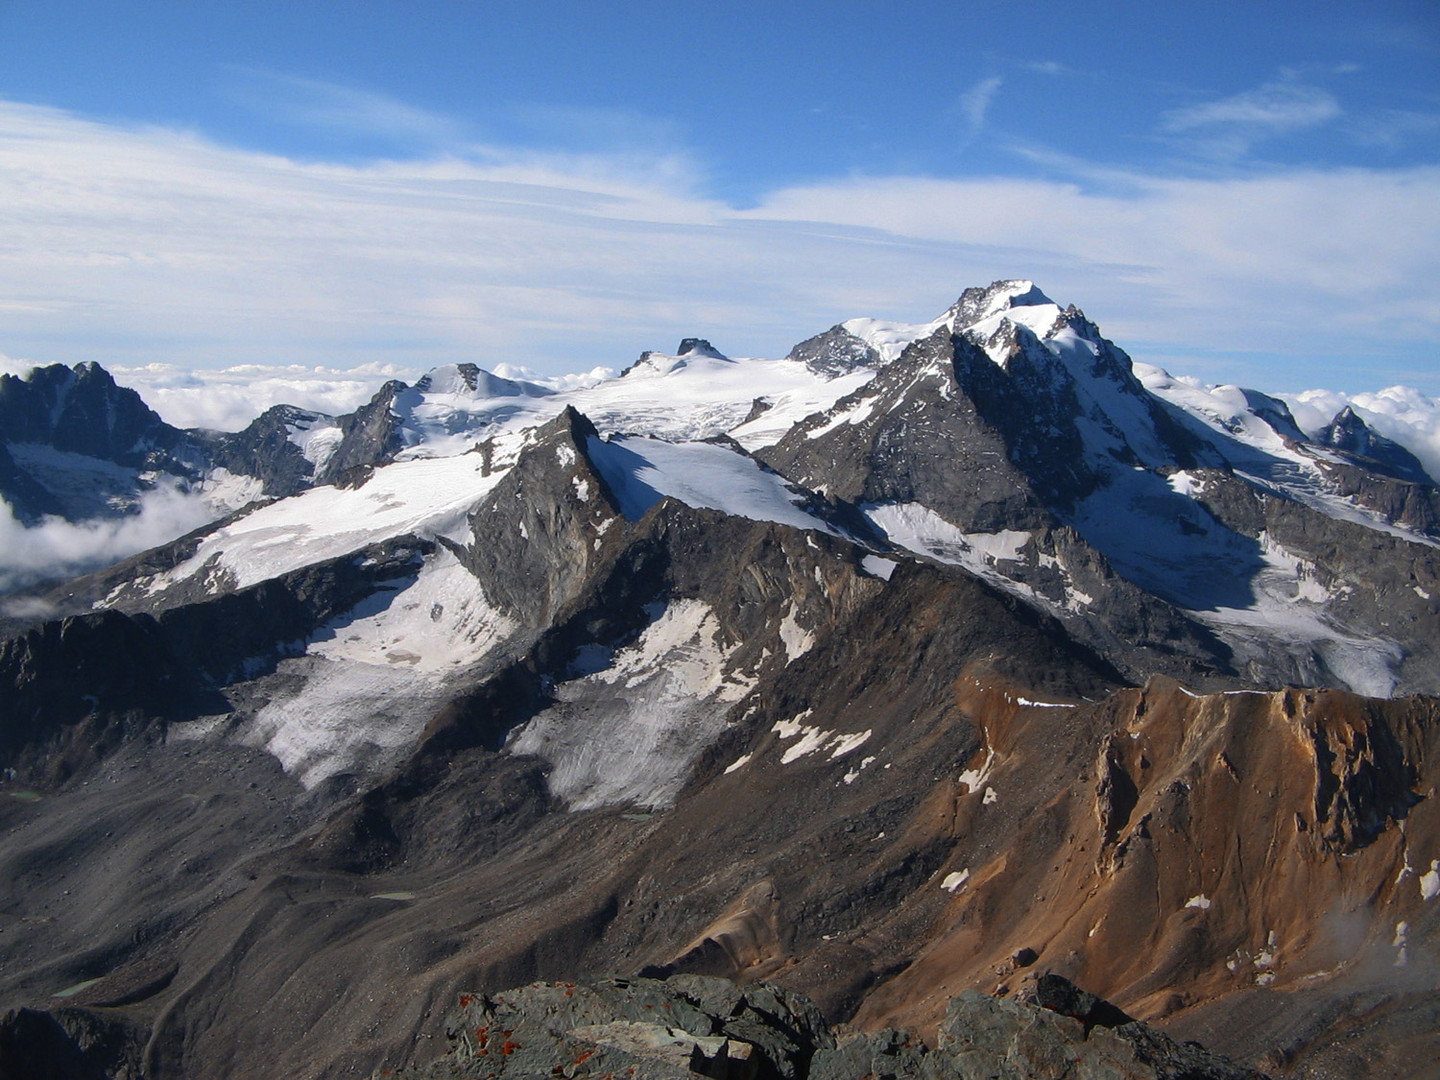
[391,972,1265,1080]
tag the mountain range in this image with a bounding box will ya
[1,281,1437,1079]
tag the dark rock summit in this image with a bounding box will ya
[1319,405,1431,484]
[0,362,206,525]
[0,362,186,469]
[677,339,727,359]
[207,403,332,498]
[786,326,881,378]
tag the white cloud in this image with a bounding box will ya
[1282,386,1440,483]
[108,362,414,430]
[225,68,468,148]
[0,485,217,595]
[747,166,1440,375]
[0,96,1436,399]
[959,77,1003,133]
[1164,80,1341,135]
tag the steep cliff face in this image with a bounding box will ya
[207,404,335,498]
[0,362,208,527]
[0,362,188,470]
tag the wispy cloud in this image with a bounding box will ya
[1164,79,1340,133]
[224,68,467,150]
[1350,107,1440,149]
[747,164,1440,383]
[959,76,1003,134]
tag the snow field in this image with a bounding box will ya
[587,434,839,535]
[144,441,522,594]
[509,599,754,811]
[239,548,515,788]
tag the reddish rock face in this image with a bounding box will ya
[836,679,1440,1076]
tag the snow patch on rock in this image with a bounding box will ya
[588,435,838,536]
[772,714,872,765]
[240,549,513,788]
[509,599,753,811]
[778,605,815,664]
[941,869,971,893]
[143,443,521,596]
[1422,860,1440,901]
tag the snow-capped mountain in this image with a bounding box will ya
[2,283,1439,1080]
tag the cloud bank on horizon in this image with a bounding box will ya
[1,94,1435,395]
[0,2,1435,400]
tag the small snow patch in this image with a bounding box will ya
[941,869,970,893]
[829,729,872,758]
[958,745,996,794]
[723,753,752,775]
[982,787,998,805]
[861,555,897,581]
[1167,470,1207,498]
[780,727,830,764]
[1421,860,1440,900]
[773,715,872,764]
[772,711,814,740]
[843,755,877,784]
[778,606,815,663]
[1184,894,1212,910]
[806,392,881,439]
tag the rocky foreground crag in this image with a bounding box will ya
[391,973,1264,1080]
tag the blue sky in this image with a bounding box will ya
[0,0,1437,401]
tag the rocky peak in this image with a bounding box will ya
[785,325,882,378]
[1231,388,1306,443]
[621,340,731,379]
[311,379,410,485]
[1318,405,1431,483]
[0,361,182,465]
[943,278,1054,331]
[415,362,483,394]
[206,402,336,498]
[461,405,624,627]
[413,363,553,400]
[677,338,728,359]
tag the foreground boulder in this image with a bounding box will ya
[398,973,1264,1080]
